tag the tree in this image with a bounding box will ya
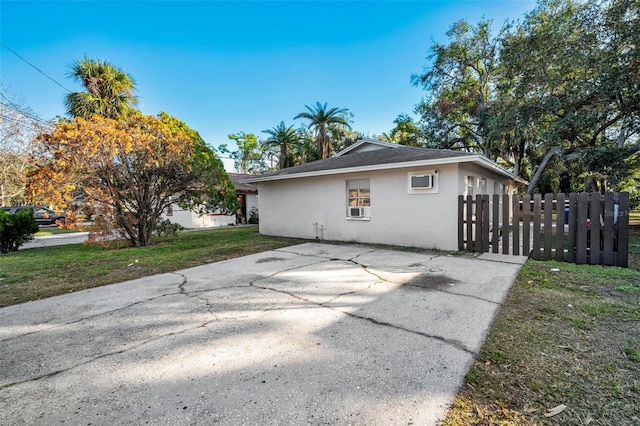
[412,19,506,158]
[0,86,48,206]
[227,132,269,174]
[294,102,350,159]
[388,114,424,147]
[262,122,301,169]
[27,113,238,247]
[64,56,139,120]
[499,0,640,192]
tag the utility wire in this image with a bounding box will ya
[0,95,52,127]
[0,41,72,93]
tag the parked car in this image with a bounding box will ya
[0,206,66,226]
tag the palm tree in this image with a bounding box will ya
[64,56,138,120]
[294,102,350,159]
[262,122,300,169]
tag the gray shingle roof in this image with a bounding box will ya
[228,173,258,193]
[247,146,478,180]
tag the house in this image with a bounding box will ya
[241,139,525,251]
[161,173,259,229]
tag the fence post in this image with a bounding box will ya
[532,194,542,260]
[555,193,565,262]
[590,192,602,265]
[544,193,553,260]
[522,193,531,256]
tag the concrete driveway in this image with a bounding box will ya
[0,243,525,425]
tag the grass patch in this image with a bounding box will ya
[444,224,640,425]
[0,226,299,307]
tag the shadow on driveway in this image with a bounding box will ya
[0,243,525,425]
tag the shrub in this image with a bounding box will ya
[0,209,39,253]
[248,207,259,224]
[154,219,184,237]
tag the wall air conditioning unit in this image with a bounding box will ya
[410,174,433,189]
[349,207,365,218]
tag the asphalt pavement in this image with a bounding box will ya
[0,242,526,425]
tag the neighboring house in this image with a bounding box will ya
[161,173,258,229]
[242,139,525,251]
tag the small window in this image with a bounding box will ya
[346,179,370,218]
[466,176,475,196]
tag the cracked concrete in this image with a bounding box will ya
[0,242,525,425]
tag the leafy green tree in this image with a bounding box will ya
[227,132,267,174]
[389,114,424,147]
[64,56,138,120]
[412,19,506,158]
[500,0,640,192]
[295,102,350,159]
[262,122,301,169]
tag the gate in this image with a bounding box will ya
[458,192,630,267]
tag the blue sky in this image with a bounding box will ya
[1,0,535,170]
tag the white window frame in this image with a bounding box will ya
[346,178,371,220]
[465,176,476,196]
[408,170,438,194]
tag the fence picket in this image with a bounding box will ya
[532,194,542,260]
[492,194,499,253]
[458,192,629,267]
[555,193,565,262]
[502,194,510,255]
[603,193,615,265]
[590,192,602,265]
[544,193,553,260]
[618,192,630,267]
[523,193,531,256]
[512,194,520,256]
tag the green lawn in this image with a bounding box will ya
[0,226,298,307]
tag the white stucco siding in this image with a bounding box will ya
[245,193,259,218]
[458,163,517,196]
[161,205,235,229]
[258,164,462,250]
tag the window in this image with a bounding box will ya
[346,179,370,218]
[466,176,476,196]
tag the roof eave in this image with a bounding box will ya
[241,155,524,184]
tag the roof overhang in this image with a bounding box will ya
[241,155,527,185]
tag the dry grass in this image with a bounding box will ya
[444,224,640,425]
[0,226,299,307]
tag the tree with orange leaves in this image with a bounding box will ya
[28,113,238,247]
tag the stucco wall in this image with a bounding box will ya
[161,206,235,229]
[258,164,464,250]
[458,163,517,196]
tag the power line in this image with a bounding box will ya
[0,95,52,127]
[0,41,72,93]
